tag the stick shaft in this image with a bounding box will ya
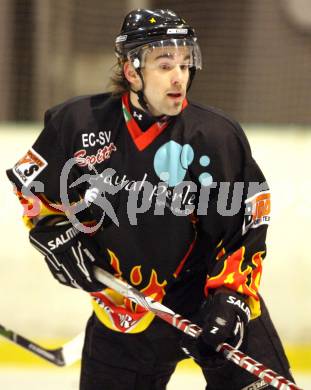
[218,343,300,390]
[0,324,64,366]
[94,266,301,390]
[0,324,84,366]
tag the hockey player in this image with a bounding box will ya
[7,9,295,390]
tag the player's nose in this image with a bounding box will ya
[171,66,184,86]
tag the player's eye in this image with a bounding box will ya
[158,62,174,71]
[180,64,190,71]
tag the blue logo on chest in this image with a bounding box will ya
[154,141,194,186]
[153,140,213,187]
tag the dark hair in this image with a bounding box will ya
[109,60,130,95]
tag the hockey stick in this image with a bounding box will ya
[94,266,301,390]
[0,267,301,389]
[0,324,84,367]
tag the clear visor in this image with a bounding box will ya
[127,38,202,71]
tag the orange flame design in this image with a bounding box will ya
[14,189,46,218]
[130,266,142,286]
[216,247,226,261]
[205,247,264,300]
[108,249,122,277]
[126,269,167,313]
[95,249,167,315]
[247,251,264,296]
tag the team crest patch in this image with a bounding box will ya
[12,148,48,187]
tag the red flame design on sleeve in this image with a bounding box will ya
[204,247,264,300]
[216,247,226,261]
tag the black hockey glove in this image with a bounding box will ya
[181,290,250,368]
[29,217,106,292]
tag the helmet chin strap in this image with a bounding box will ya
[133,67,152,115]
[187,67,196,92]
[137,90,149,113]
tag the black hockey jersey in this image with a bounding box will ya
[7,92,271,333]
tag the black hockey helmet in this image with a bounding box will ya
[115,9,197,58]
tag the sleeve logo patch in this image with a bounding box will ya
[12,148,48,187]
[243,191,271,235]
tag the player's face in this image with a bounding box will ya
[141,46,190,116]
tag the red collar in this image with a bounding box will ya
[122,93,188,151]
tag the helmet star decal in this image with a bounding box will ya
[149,17,156,23]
